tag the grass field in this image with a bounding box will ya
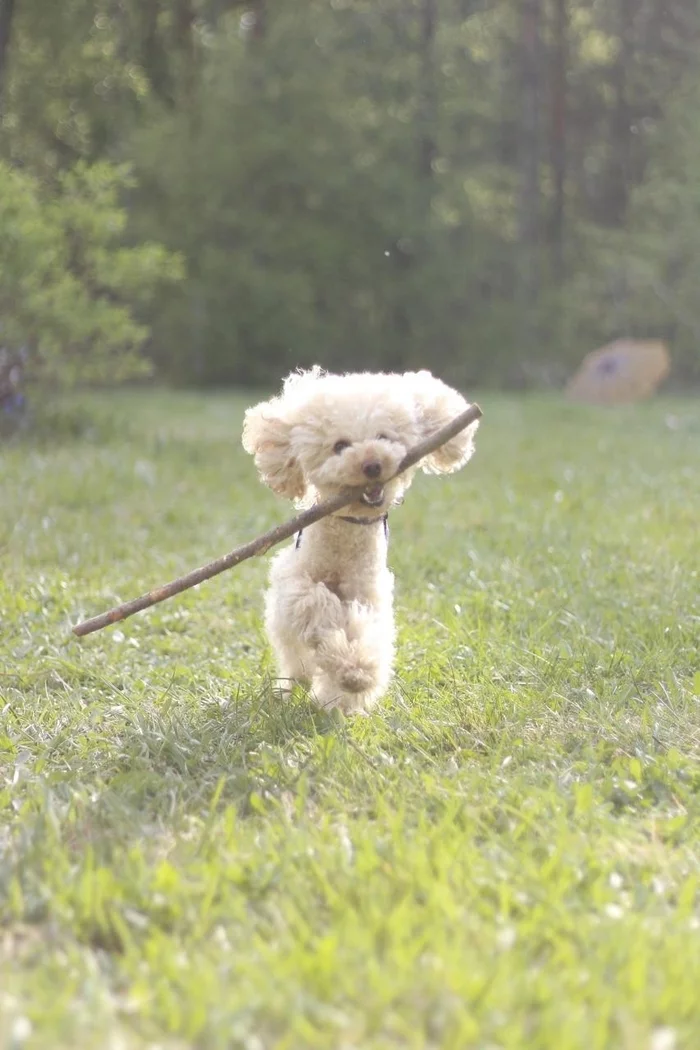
[1,389,699,1050]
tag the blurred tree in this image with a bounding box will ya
[0,160,182,386]
[0,0,15,102]
[516,0,543,342]
[0,0,698,387]
[548,0,568,275]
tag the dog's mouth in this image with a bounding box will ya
[361,484,385,507]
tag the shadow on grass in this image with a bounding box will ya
[22,676,375,830]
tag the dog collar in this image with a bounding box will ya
[337,513,387,526]
[295,513,388,550]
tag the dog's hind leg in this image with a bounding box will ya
[271,639,311,696]
[265,596,312,697]
[266,559,344,696]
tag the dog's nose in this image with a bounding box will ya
[363,461,382,479]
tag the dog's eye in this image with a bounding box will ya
[377,433,390,442]
[333,439,351,454]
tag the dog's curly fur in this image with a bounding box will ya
[242,366,479,714]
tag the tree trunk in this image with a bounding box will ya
[517,0,542,319]
[549,0,567,275]
[249,0,266,41]
[0,0,16,103]
[173,0,196,99]
[141,0,172,105]
[418,0,437,179]
[390,0,438,359]
[607,0,634,224]
[239,0,266,42]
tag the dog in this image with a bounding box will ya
[242,366,479,714]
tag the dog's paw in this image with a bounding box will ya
[310,670,384,716]
[338,664,378,694]
[317,632,382,694]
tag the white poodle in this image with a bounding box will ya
[242,366,479,714]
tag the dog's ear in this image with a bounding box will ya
[242,399,306,500]
[406,371,479,475]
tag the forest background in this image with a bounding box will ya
[1,0,700,392]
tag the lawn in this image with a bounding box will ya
[1,389,699,1050]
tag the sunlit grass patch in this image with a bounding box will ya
[1,390,699,1049]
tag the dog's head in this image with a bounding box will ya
[242,366,479,517]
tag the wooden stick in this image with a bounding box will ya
[72,402,482,637]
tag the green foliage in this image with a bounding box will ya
[564,75,700,377]
[1,390,700,1046]
[3,0,700,387]
[2,0,147,170]
[130,10,475,383]
[127,5,543,385]
[127,1,700,385]
[0,160,183,386]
